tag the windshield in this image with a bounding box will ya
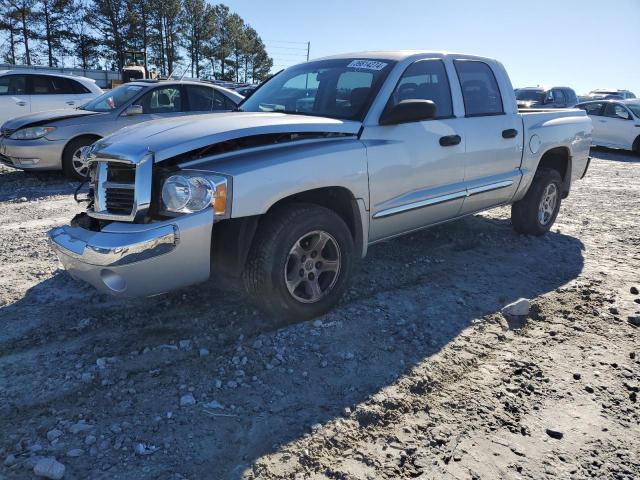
[80,84,144,112]
[627,104,640,118]
[239,58,396,121]
[515,89,545,102]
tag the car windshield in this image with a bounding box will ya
[80,84,144,112]
[516,90,545,102]
[239,58,396,121]
[627,104,640,118]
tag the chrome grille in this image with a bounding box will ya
[88,155,153,222]
[105,186,135,214]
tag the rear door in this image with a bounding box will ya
[577,102,606,144]
[0,74,30,123]
[454,59,522,215]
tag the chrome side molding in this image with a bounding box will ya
[373,180,514,219]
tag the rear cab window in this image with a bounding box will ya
[454,60,503,116]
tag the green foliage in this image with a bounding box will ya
[0,0,273,82]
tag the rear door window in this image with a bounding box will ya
[454,60,503,116]
[0,75,27,95]
[70,79,91,94]
[388,59,453,118]
[186,85,228,112]
[30,75,75,94]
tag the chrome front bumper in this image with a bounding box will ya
[48,209,214,297]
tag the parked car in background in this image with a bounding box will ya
[586,89,636,100]
[234,85,257,98]
[576,99,640,154]
[0,80,243,179]
[515,86,578,109]
[48,51,592,320]
[0,71,102,125]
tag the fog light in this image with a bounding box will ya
[11,157,40,166]
[100,269,126,292]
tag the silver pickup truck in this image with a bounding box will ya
[49,51,592,320]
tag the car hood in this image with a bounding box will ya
[1,109,100,130]
[91,112,363,163]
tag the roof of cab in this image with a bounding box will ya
[314,50,494,62]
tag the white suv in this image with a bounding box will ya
[0,71,102,124]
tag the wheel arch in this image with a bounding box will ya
[211,186,367,279]
[62,133,102,159]
[535,146,572,198]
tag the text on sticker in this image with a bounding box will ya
[347,60,388,71]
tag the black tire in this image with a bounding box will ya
[62,137,98,181]
[243,203,355,322]
[633,136,640,156]
[511,168,563,236]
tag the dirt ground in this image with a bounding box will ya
[0,148,638,480]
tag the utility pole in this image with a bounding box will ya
[306,42,310,62]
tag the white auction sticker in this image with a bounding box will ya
[347,60,388,71]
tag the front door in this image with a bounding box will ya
[452,59,522,215]
[365,59,466,242]
[600,103,636,149]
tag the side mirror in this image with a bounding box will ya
[124,105,143,116]
[379,100,437,126]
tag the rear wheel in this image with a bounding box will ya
[633,136,640,156]
[243,203,354,322]
[62,137,98,181]
[511,168,563,236]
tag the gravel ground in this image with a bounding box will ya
[0,148,638,480]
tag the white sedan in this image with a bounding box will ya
[0,70,102,125]
[576,99,640,154]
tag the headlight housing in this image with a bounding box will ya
[161,171,229,216]
[9,126,56,140]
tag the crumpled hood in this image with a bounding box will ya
[1,109,100,130]
[92,112,362,163]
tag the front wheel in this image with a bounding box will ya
[243,203,354,322]
[62,137,97,181]
[511,168,563,236]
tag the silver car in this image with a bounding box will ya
[0,80,243,179]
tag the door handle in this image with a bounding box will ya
[66,101,76,105]
[502,128,518,139]
[16,101,27,106]
[439,134,461,147]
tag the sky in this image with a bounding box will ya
[222,0,640,95]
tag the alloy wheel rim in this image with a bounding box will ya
[284,230,341,304]
[538,183,558,225]
[71,147,88,178]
